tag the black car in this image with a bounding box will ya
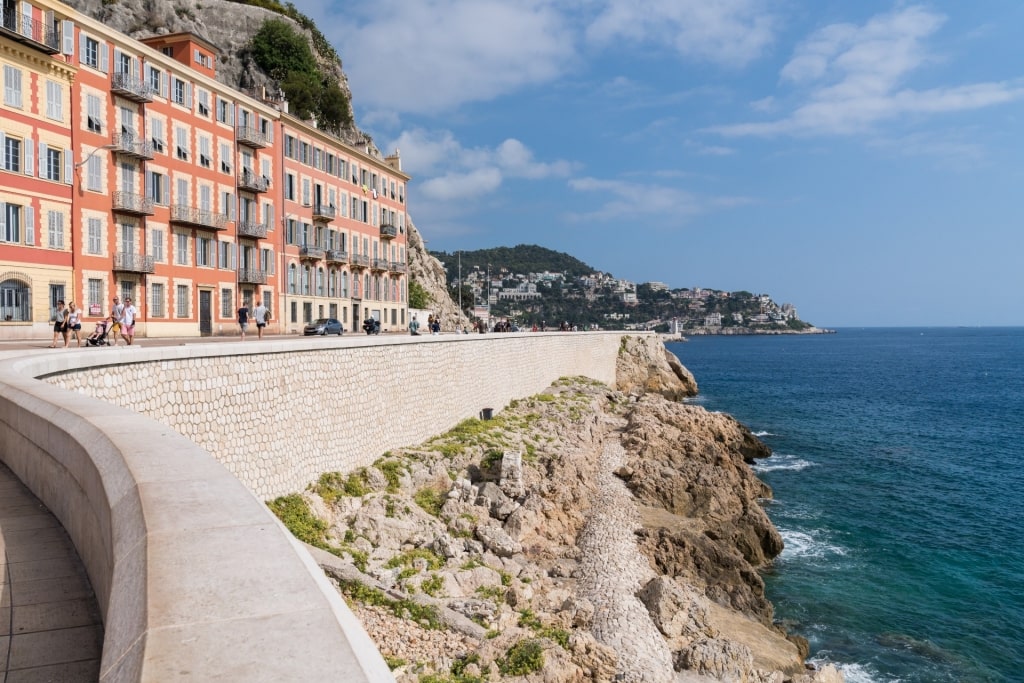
[303,318,343,336]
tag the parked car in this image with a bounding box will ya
[304,318,343,336]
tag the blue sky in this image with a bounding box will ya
[293,1,1024,326]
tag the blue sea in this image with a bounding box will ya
[666,328,1024,683]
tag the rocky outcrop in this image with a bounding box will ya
[406,219,472,331]
[616,334,699,400]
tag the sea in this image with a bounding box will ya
[666,328,1024,683]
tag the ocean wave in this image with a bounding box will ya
[753,430,775,437]
[818,660,896,683]
[752,454,814,473]
[779,529,848,560]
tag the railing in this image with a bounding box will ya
[371,257,390,271]
[112,191,155,216]
[237,268,268,284]
[236,220,268,239]
[235,125,268,148]
[0,11,59,53]
[111,72,155,103]
[312,204,336,222]
[299,245,325,260]
[326,249,348,264]
[170,205,228,231]
[237,171,269,193]
[380,223,398,239]
[113,252,155,273]
[350,253,370,268]
[111,134,154,160]
[390,261,407,274]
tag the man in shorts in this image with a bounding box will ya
[237,300,250,340]
[252,296,269,340]
[109,296,124,346]
[121,297,138,345]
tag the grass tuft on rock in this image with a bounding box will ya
[497,639,545,675]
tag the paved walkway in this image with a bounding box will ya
[1,462,103,682]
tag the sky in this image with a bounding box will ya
[290,0,1024,326]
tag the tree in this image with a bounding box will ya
[249,19,317,81]
[408,280,430,310]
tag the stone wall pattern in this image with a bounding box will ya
[46,333,625,498]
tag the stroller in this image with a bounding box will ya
[86,319,111,346]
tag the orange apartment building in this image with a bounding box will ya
[0,0,410,340]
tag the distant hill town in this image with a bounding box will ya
[431,245,825,333]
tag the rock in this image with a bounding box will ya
[616,334,699,399]
[638,576,713,641]
[475,482,517,521]
[499,450,525,499]
[431,534,463,560]
[446,598,498,624]
[570,632,619,681]
[676,638,754,680]
[793,664,845,683]
[503,493,543,541]
[560,597,596,629]
[475,524,522,558]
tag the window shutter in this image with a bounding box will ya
[99,44,108,73]
[62,20,74,55]
[20,2,31,39]
[79,33,85,63]
[145,170,152,197]
[37,142,46,178]
[161,73,168,98]
[113,48,122,72]
[25,206,34,245]
[0,132,5,160]
[64,148,72,184]
[24,137,33,176]
[0,203,5,236]
[162,174,169,202]
[185,82,192,109]
[132,56,139,77]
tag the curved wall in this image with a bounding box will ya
[0,331,631,680]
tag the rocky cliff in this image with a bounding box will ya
[272,340,842,682]
[407,219,472,331]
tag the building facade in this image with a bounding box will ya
[0,0,409,339]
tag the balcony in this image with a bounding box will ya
[380,223,398,239]
[371,257,390,271]
[235,125,268,149]
[238,268,268,284]
[0,11,59,54]
[111,72,155,103]
[350,253,370,268]
[390,261,407,274]
[237,170,269,194]
[111,134,154,160]
[299,245,325,261]
[113,252,155,273]
[236,220,268,239]
[112,191,155,216]
[170,205,228,231]
[312,204,336,222]
[326,249,348,264]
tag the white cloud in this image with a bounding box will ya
[585,0,776,68]
[566,176,748,223]
[709,5,1024,137]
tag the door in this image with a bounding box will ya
[351,302,360,333]
[199,289,212,336]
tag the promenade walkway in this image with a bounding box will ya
[1,461,103,681]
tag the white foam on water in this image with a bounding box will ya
[837,661,900,683]
[752,453,814,473]
[753,430,775,437]
[779,528,848,560]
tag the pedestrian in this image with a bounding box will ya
[109,296,124,346]
[431,317,440,335]
[49,300,68,348]
[409,314,420,335]
[66,301,83,347]
[121,297,138,345]
[237,299,250,340]
[252,297,268,340]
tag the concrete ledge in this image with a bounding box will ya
[0,331,643,680]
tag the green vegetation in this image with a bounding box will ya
[385,548,445,572]
[497,639,545,676]
[408,279,431,310]
[383,655,406,670]
[248,18,351,133]
[374,458,406,493]
[421,574,444,597]
[266,494,367,571]
[518,609,570,649]
[313,470,368,502]
[335,579,443,629]
[414,487,445,517]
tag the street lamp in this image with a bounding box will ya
[74,143,117,169]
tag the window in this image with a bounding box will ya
[302,179,310,206]
[288,264,296,294]
[302,265,311,295]
[220,143,231,174]
[221,288,232,318]
[150,118,164,153]
[87,95,102,132]
[44,147,61,181]
[150,228,164,262]
[0,278,29,321]
[150,283,164,317]
[199,136,211,168]
[175,127,188,160]
[87,218,102,254]
[196,236,212,267]
[176,178,189,206]
[3,136,21,172]
[219,241,232,269]
[176,284,189,318]
[221,191,234,219]
[284,135,295,159]
[197,90,209,117]
[300,142,310,165]
[148,66,162,94]
[317,267,324,296]
[217,98,232,123]
[1,203,22,242]
[175,232,189,265]
[47,211,64,249]
[341,271,348,298]
[4,65,22,108]
[200,185,212,212]
[87,156,102,191]
[285,173,295,201]
[147,171,166,204]
[82,36,99,68]
[173,78,186,105]
[88,279,103,312]
[261,248,273,273]
[45,81,63,120]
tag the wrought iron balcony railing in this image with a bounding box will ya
[170,204,228,231]
[113,252,155,273]
[112,191,155,216]
[111,72,155,103]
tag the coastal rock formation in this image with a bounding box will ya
[616,334,699,400]
[269,339,842,682]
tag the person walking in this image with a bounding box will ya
[109,296,124,346]
[409,314,420,335]
[237,300,250,340]
[121,297,138,345]
[66,301,83,347]
[49,300,68,348]
[252,297,268,340]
